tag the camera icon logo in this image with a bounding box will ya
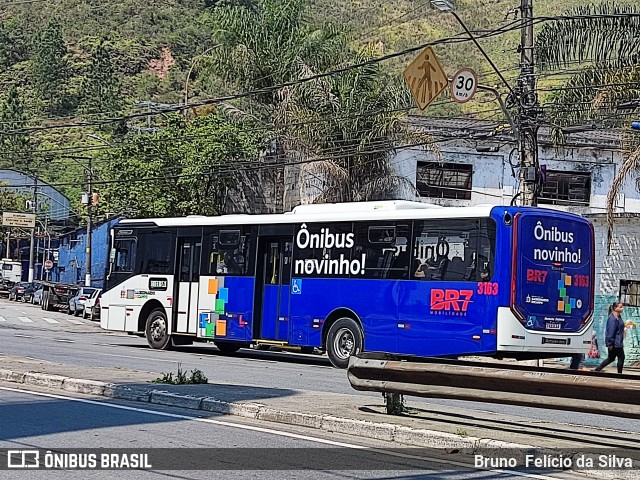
[7,450,40,468]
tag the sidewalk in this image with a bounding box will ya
[3,353,640,478]
[1,353,638,450]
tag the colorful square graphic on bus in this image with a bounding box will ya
[198,277,229,338]
[557,273,579,314]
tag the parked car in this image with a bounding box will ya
[0,272,13,298]
[68,287,99,317]
[83,289,102,321]
[8,282,35,302]
[31,284,44,305]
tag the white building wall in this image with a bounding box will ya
[391,127,640,365]
[590,217,640,364]
[393,141,640,214]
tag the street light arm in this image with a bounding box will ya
[477,83,516,133]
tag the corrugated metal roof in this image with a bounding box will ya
[407,116,624,149]
[0,169,71,221]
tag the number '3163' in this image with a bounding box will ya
[477,282,498,295]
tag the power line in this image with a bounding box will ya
[0,135,456,190]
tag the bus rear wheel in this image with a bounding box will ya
[326,317,363,369]
[145,309,172,350]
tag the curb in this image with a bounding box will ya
[0,368,503,450]
[0,368,634,479]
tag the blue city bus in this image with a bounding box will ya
[100,201,595,368]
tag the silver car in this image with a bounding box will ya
[31,285,44,305]
[68,287,99,317]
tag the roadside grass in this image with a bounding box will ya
[152,364,208,385]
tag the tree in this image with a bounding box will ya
[534,3,640,246]
[206,0,436,205]
[101,113,260,217]
[81,40,123,115]
[208,0,347,113]
[278,45,434,203]
[31,19,71,115]
[0,18,29,68]
[0,85,33,172]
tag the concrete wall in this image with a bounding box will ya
[588,217,640,365]
[393,140,639,215]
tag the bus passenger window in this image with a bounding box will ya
[206,231,249,276]
[217,251,240,274]
[114,239,136,272]
[356,223,409,279]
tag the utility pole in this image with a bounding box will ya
[517,0,540,207]
[430,1,539,206]
[85,156,93,287]
[27,176,37,282]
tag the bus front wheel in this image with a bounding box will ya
[326,317,363,369]
[145,309,172,350]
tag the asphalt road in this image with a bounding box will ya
[0,386,586,479]
[1,299,639,435]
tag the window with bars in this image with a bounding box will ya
[538,170,591,206]
[416,162,472,200]
[620,280,640,307]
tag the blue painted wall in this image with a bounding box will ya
[56,218,120,288]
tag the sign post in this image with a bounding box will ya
[44,260,53,270]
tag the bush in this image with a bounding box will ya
[152,364,208,384]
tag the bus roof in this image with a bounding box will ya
[117,202,590,229]
[116,201,516,228]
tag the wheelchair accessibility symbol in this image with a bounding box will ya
[291,278,302,294]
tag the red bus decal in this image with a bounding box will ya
[430,289,474,312]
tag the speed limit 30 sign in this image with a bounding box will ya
[450,67,478,103]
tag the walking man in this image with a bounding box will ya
[594,302,626,374]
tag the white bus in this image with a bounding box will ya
[100,201,595,368]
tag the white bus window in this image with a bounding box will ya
[206,231,249,276]
[114,239,137,272]
[355,223,410,280]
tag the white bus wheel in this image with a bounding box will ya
[145,309,172,350]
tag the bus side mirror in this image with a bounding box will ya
[107,248,116,279]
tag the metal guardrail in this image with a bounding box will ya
[347,354,640,418]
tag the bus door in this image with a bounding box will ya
[255,237,293,341]
[175,237,201,334]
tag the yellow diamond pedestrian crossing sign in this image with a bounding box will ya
[403,46,449,110]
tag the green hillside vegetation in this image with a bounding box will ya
[0,0,637,219]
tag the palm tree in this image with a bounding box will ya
[534,2,640,246]
[205,0,437,206]
[276,44,436,203]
